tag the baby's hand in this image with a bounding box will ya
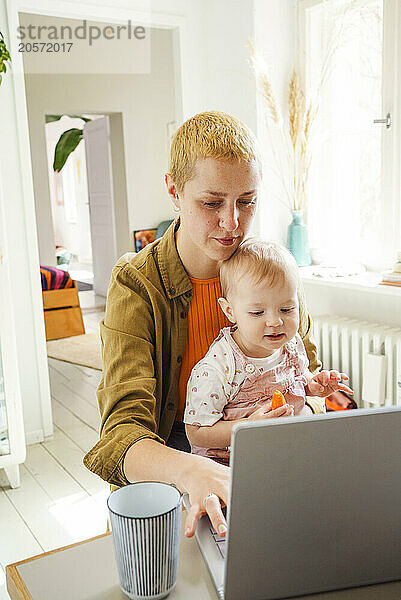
[307,370,354,397]
[248,403,294,421]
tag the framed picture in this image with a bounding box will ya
[133,228,157,252]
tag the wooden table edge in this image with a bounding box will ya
[5,532,111,600]
[6,565,32,600]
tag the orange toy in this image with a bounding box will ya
[271,390,286,409]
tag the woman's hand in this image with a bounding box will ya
[182,455,230,539]
[307,370,354,397]
[247,403,294,421]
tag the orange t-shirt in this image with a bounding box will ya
[177,276,230,421]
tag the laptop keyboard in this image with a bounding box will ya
[209,522,227,559]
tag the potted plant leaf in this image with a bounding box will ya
[48,115,92,172]
[0,31,11,86]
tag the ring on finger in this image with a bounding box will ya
[203,492,219,509]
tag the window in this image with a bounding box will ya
[298,0,401,271]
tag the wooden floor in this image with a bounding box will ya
[0,300,107,600]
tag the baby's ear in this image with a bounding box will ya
[218,297,236,324]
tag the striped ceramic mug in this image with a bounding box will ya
[107,482,182,600]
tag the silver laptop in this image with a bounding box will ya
[188,406,401,600]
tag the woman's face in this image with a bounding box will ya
[172,158,261,275]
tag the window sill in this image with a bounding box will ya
[299,266,401,297]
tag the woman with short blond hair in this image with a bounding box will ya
[84,111,323,538]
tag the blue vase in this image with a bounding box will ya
[287,210,311,266]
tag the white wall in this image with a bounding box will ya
[303,281,401,329]
[253,0,298,242]
[180,0,257,130]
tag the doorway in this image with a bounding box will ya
[42,110,130,299]
[45,114,98,292]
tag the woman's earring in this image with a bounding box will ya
[172,193,180,213]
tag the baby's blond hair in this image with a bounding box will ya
[219,239,308,333]
[169,111,261,192]
[219,239,298,296]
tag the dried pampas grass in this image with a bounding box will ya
[249,2,357,213]
[250,41,316,212]
[288,69,304,151]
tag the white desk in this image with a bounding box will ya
[6,517,401,599]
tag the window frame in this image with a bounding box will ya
[297,0,401,271]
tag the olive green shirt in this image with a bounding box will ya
[83,221,323,488]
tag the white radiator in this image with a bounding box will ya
[312,315,401,408]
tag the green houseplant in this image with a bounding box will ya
[0,31,11,86]
[47,115,91,172]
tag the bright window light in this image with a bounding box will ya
[305,0,383,267]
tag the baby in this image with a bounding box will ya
[183,239,353,465]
